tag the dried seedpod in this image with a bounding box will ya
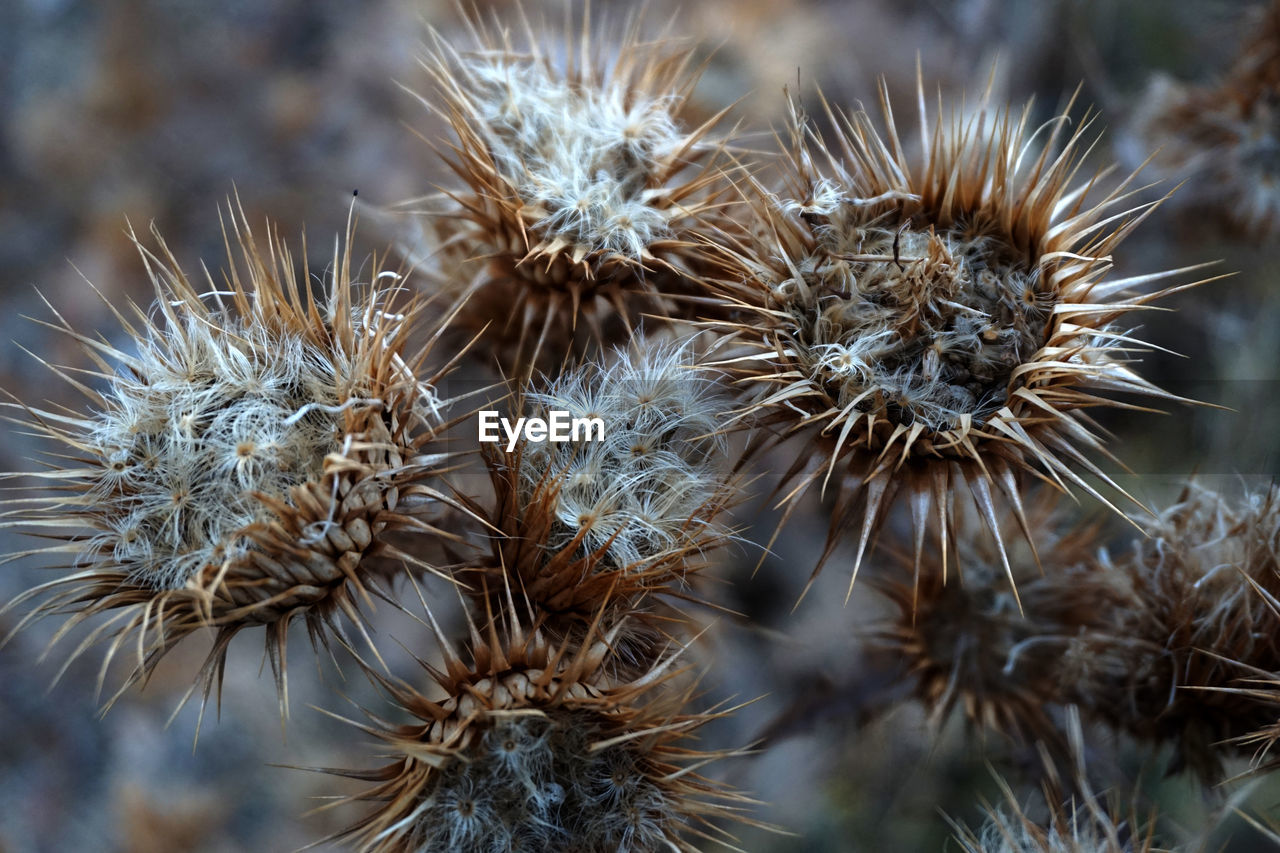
[321,595,757,852]
[872,491,1116,746]
[1058,482,1280,779]
[405,7,735,374]
[703,78,1212,601]
[954,799,1158,853]
[458,341,738,671]
[3,208,467,714]
[949,711,1161,853]
[1122,1,1280,238]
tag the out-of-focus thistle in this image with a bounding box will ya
[704,78,1211,601]
[872,493,1115,746]
[1056,482,1280,779]
[3,209,464,713]
[949,709,1161,853]
[322,596,756,852]
[459,342,738,670]
[1123,1,1280,237]
[955,802,1157,853]
[951,773,1159,853]
[407,9,734,374]
[876,480,1280,777]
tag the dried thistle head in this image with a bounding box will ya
[873,492,1114,745]
[4,209,461,712]
[409,8,733,373]
[1054,482,1280,778]
[324,600,754,852]
[518,341,731,569]
[1124,1,1280,237]
[460,341,737,669]
[949,709,1160,853]
[952,783,1159,853]
[704,78,1207,601]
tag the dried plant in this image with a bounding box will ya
[949,709,1162,853]
[1057,483,1280,778]
[872,492,1115,746]
[702,79,1210,600]
[458,341,739,670]
[407,8,734,374]
[3,209,464,713]
[1123,0,1280,237]
[951,777,1160,853]
[321,593,755,852]
[953,787,1159,853]
[878,480,1280,778]
[8,3,1280,851]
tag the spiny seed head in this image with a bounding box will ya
[704,78,1208,602]
[4,209,459,711]
[460,341,737,669]
[953,790,1158,853]
[1057,482,1280,778]
[1124,2,1280,237]
[873,492,1114,745]
[325,603,754,852]
[410,9,732,373]
[950,709,1160,853]
[520,341,729,568]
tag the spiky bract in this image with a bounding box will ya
[460,342,736,670]
[704,81,1203,599]
[410,9,732,373]
[325,604,752,852]
[5,211,460,710]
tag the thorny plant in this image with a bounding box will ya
[5,3,1280,852]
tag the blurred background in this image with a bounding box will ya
[1,0,1278,850]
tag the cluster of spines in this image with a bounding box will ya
[944,709,1160,853]
[321,589,755,853]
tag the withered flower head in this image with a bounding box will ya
[460,341,737,669]
[323,598,754,852]
[1124,1,1280,237]
[409,8,732,373]
[956,805,1155,853]
[4,209,460,712]
[873,492,1114,745]
[1058,482,1280,778]
[706,78,1207,600]
[950,709,1161,853]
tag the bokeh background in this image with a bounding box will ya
[1,0,1278,850]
